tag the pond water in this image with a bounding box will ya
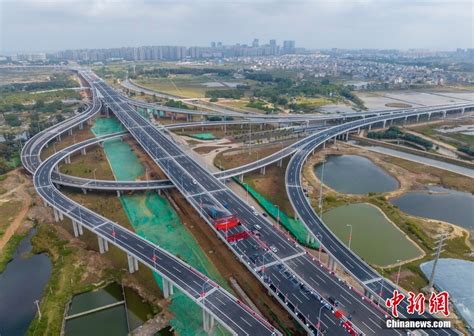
[323,203,423,266]
[420,259,474,331]
[65,283,153,335]
[392,186,474,233]
[0,229,52,335]
[314,155,399,194]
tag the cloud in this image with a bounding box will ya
[0,0,472,53]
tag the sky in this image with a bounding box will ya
[0,0,472,54]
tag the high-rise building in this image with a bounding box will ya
[269,39,276,47]
[252,38,259,48]
[211,41,216,48]
[282,40,296,54]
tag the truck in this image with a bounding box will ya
[214,215,240,231]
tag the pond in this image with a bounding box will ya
[314,155,399,194]
[391,186,474,234]
[65,283,154,335]
[420,259,474,331]
[0,229,52,335]
[323,203,423,266]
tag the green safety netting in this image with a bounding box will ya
[189,133,217,140]
[91,118,125,136]
[234,178,320,249]
[91,118,230,335]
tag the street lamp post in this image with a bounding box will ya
[396,259,402,287]
[346,224,353,250]
[317,304,324,336]
[276,205,280,225]
[316,233,323,263]
[318,158,325,218]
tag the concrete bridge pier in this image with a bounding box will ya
[65,155,71,164]
[81,148,86,155]
[156,189,162,195]
[68,129,73,136]
[53,208,60,222]
[462,107,466,114]
[54,165,59,173]
[81,188,87,194]
[345,132,349,141]
[127,254,139,273]
[239,174,244,183]
[333,137,337,144]
[277,159,283,167]
[116,190,121,197]
[99,142,104,148]
[368,124,372,131]
[306,233,316,245]
[72,220,80,237]
[416,114,420,122]
[327,255,337,272]
[364,288,374,300]
[171,112,177,121]
[428,113,432,120]
[260,166,266,175]
[98,236,109,254]
[162,278,174,299]
[202,310,215,334]
[442,110,447,118]
[382,120,387,128]
[186,114,193,122]
[58,211,64,221]
[57,134,62,142]
[79,122,84,130]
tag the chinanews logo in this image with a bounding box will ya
[384,290,452,330]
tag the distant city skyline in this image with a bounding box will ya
[1,0,472,54]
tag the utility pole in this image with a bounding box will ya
[425,233,447,292]
[34,300,42,320]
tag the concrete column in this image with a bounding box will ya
[117,190,121,197]
[442,111,447,118]
[323,141,326,149]
[99,142,104,148]
[383,120,386,128]
[81,148,86,155]
[82,188,87,194]
[345,132,349,141]
[277,159,283,167]
[72,220,79,237]
[333,137,337,144]
[157,189,162,195]
[163,278,174,299]
[461,108,465,115]
[127,254,136,273]
[79,122,84,130]
[428,113,431,120]
[368,124,372,131]
[260,166,266,175]
[239,174,244,183]
[98,236,106,254]
[202,310,215,333]
[57,134,62,142]
[68,129,73,136]
[78,222,84,235]
[134,257,139,271]
[404,116,408,124]
[53,208,59,222]
[65,155,71,164]
[416,115,420,122]
[58,211,64,221]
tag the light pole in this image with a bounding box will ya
[396,259,402,287]
[346,224,353,250]
[318,158,325,218]
[276,205,280,225]
[34,299,42,320]
[317,304,324,336]
[316,233,323,263]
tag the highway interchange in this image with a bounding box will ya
[22,69,473,335]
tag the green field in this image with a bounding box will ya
[323,203,423,267]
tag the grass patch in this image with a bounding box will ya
[0,199,23,239]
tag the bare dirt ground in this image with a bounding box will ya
[0,169,33,250]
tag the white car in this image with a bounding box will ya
[270,245,278,253]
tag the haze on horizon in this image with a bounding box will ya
[0,0,472,54]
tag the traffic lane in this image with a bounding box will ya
[214,189,302,258]
[263,265,348,336]
[285,256,400,336]
[96,222,207,299]
[205,290,277,336]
